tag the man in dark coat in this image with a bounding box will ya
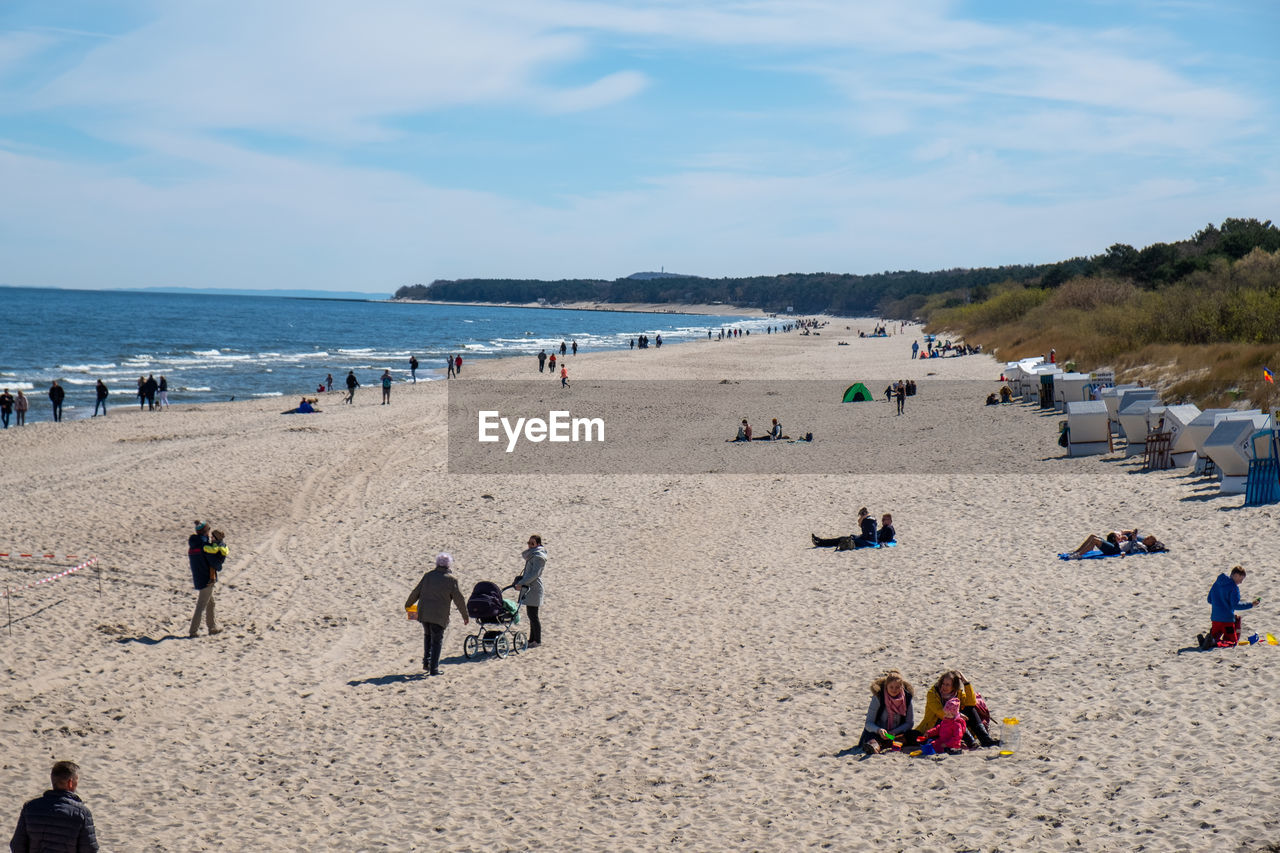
[48,380,66,422]
[9,760,99,852]
[188,521,221,637]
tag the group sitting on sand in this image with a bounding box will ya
[731,417,788,441]
[812,507,895,550]
[857,669,1001,757]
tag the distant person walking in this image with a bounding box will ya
[409,355,419,383]
[157,376,169,409]
[895,381,906,415]
[515,535,547,647]
[560,341,567,356]
[454,354,463,376]
[188,521,222,637]
[404,552,469,676]
[571,340,578,356]
[325,373,334,393]
[0,389,12,429]
[560,365,569,388]
[15,390,28,426]
[93,380,108,417]
[446,356,456,378]
[48,380,65,423]
[144,374,158,411]
[9,760,99,853]
[912,340,920,359]
[381,369,393,404]
[538,350,547,372]
[136,376,146,411]
[345,371,359,404]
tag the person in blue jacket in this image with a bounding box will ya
[1199,566,1260,649]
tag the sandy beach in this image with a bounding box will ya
[2,319,1278,851]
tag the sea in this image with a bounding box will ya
[0,287,767,422]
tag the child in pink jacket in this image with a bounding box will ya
[924,698,968,754]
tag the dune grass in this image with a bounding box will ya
[923,249,1280,408]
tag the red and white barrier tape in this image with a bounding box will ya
[1,557,98,598]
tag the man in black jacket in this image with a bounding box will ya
[49,380,66,422]
[10,760,99,852]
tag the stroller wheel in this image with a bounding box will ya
[462,634,479,659]
[493,634,510,659]
[512,632,528,654]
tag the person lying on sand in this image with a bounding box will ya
[1065,529,1166,558]
[282,397,321,414]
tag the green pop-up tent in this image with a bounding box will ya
[842,382,873,402]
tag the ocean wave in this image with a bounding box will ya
[251,391,284,397]
[0,381,35,390]
[191,349,221,356]
[180,386,212,392]
[58,363,117,373]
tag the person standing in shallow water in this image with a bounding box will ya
[409,355,418,383]
[516,535,546,647]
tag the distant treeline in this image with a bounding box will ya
[394,218,1280,319]
[394,267,1050,316]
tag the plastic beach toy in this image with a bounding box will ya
[1249,634,1260,645]
[1268,633,1278,646]
[406,604,418,621]
[999,718,1021,755]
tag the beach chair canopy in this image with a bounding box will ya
[842,383,874,402]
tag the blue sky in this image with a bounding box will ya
[1,0,1276,292]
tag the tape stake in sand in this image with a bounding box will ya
[3,556,99,635]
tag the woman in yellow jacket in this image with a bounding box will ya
[915,670,999,748]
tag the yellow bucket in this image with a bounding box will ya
[406,604,418,621]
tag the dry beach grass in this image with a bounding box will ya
[1,321,1278,851]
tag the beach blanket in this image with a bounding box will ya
[1057,549,1165,561]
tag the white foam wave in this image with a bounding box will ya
[58,363,116,373]
[251,391,284,397]
[180,386,212,392]
[1,381,35,390]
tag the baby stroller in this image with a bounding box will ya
[462,581,527,659]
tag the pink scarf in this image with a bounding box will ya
[884,691,907,729]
